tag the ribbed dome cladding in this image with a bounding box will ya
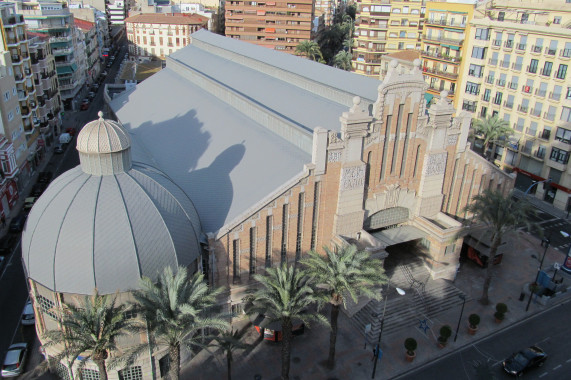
[76,114,131,154]
[22,165,203,295]
[79,150,132,176]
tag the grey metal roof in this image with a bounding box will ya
[22,163,202,295]
[77,111,131,154]
[111,67,311,233]
[110,30,383,234]
[187,29,380,102]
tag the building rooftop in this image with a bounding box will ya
[385,50,421,62]
[110,30,382,235]
[124,12,209,25]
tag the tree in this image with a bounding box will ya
[300,245,386,369]
[42,290,136,380]
[213,328,252,380]
[463,190,537,305]
[472,116,513,159]
[244,264,327,380]
[295,40,323,62]
[127,267,228,380]
[333,51,353,71]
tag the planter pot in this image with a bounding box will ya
[405,351,416,362]
[495,317,503,323]
[468,325,478,335]
[437,339,447,349]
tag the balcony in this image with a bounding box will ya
[49,36,72,44]
[531,109,542,117]
[545,47,556,56]
[485,75,495,84]
[421,67,458,80]
[518,105,529,113]
[424,19,467,28]
[503,101,513,109]
[488,58,498,66]
[462,103,477,112]
[516,43,526,51]
[492,39,502,47]
[11,55,21,63]
[549,92,561,101]
[531,45,542,53]
[534,150,545,159]
[561,49,571,59]
[522,85,533,94]
[544,112,556,121]
[508,82,518,90]
[420,50,461,63]
[500,60,510,69]
[481,94,490,102]
[496,79,506,87]
[422,34,463,46]
[535,89,546,97]
[504,40,514,49]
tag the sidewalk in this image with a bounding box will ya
[183,228,571,380]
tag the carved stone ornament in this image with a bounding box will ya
[329,131,342,144]
[340,166,366,191]
[425,152,448,176]
[447,135,458,146]
[365,134,379,148]
[328,151,342,162]
[384,183,401,208]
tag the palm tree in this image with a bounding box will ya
[295,40,323,62]
[333,50,352,71]
[128,266,228,380]
[214,328,252,380]
[300,245,387,369]
[244,264,327,380]
[42,290,136,380]
[464,190,537,305]
[472,116,513,159]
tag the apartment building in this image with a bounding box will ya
[75,18,103,84]
[352,0,425,77]
[125,13,208,62]
[0,3,44,188]
[458,0,571,211]
[421,1,474,108]
[28,34,63,141]
[16,1,88,111]
[224,0,314,53]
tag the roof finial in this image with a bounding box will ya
[98,111,104,119]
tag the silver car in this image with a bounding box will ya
[1,343,28,377]
[21,300,35,326]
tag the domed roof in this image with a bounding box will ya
[22,113,203,295]
[22,163,203,295]
[77,111,131,154]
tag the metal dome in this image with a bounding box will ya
[22,163,203,295]
[77,111,131,154]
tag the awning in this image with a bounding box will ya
[370,226,427,247]
[56,66,73,75]
[449,45,460,51]
[425,93,434,104]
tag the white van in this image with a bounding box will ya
[59,133,71,144]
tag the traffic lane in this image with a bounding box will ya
[0,243,29,367]
[401,301,571,380]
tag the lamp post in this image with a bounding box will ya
[453,294,466,342]
[371,279,405,379]
[525,235,550,312]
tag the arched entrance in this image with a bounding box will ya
[364,207,410,231]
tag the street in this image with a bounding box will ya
[400,299,571,380]
[0,45,127,378]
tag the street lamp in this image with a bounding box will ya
[371,279,405,379]
[525,235,550,312]
[454,294,466,342]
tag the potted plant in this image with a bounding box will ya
[495,302,508,323]
[404,338,417,362]
[468,314,480,335]
[437,325,452,348]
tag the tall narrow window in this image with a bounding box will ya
[400,113,412,177]
[391,105,404,174]
[295,193,305,261]
[413,145,421,178]
[232,239,240,280]
[281,204,288,263]
[380,115,392,180]
[365,151,372,188]
[249,227,256,275]
[265,215,272,267]
[310,182,320,251]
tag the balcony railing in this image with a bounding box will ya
[496,79,506,87]
[485,75,495,84]
[549,92,561,101]
[503,101,513,109]
[422,34,463,46]
[535,89,546,97]
[421,50,461,63]
[518,105,529,113]
[493,39,502,47]
[508,82,518,90]
[500,60,510,68]
[522,85,533,94]
[504,40,514,49]
[545,47,557,56]
[516,43,526,51]
[531,45,542,53]
[488,58,498,66]
[425,19,467,28]
[421,67,458,79]
[512,63,522,71]
[462,103,477,112]
[544,112,556,121]
[539,130,551,140]
[561,49,571,58]
[531,109,542,117]
[534,150,545,159]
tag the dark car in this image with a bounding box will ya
[9,213,27,233]
[502,346,547,376]
[54,144,64,154]
[38,171,53,183]
[31,182,48,197]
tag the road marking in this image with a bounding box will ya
[539,373,548,378]
[553,364,562,370]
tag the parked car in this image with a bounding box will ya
[21,300,35,326]
[23,197,37,214]
[502,346,547,376]
[9,213,27,233]
[88,91,96,100]
[1,343,28,377]
[31,182,47,197]
[54,144,64,154]
[0,235,17,256]
[38,171,53,183]
[80,102,89,111]
[93,83,100,91]
[65,127,76,137]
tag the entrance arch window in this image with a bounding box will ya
[365,207,409,230]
